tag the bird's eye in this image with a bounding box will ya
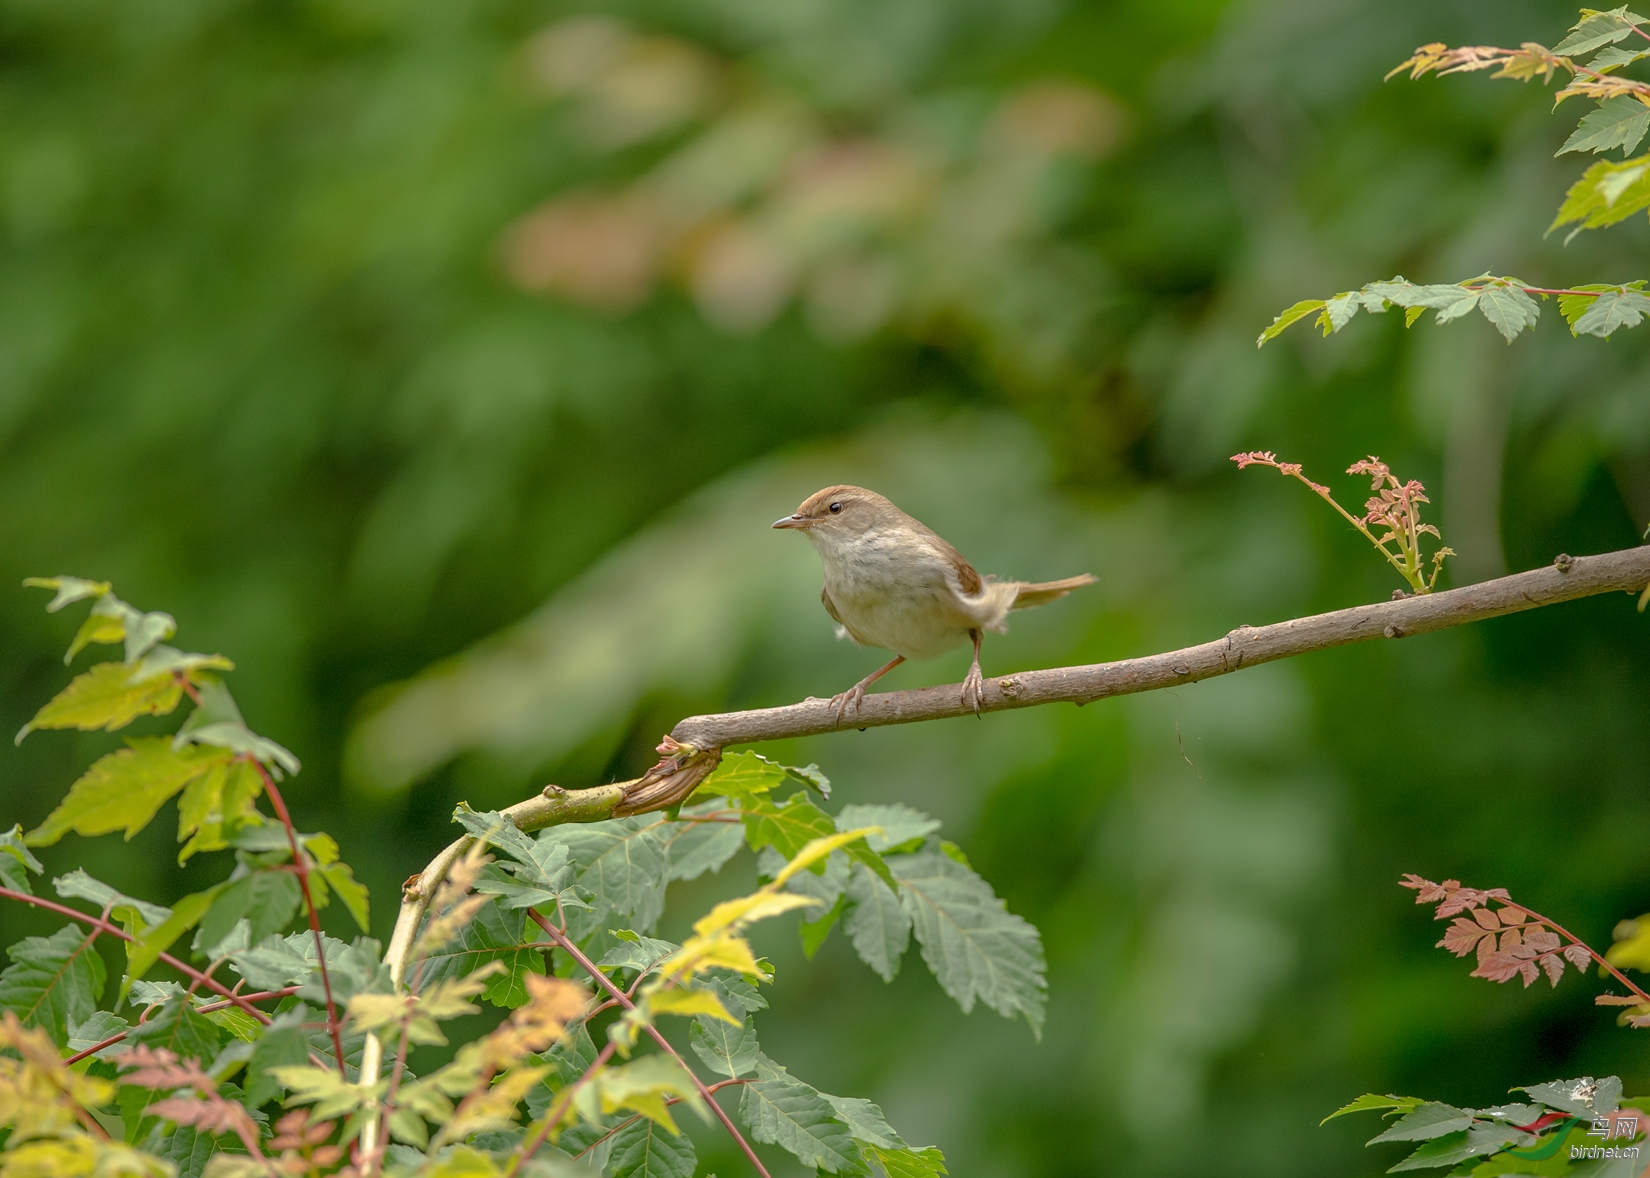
[829,502,842,513]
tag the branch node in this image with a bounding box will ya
[999,677,1020,699]
[1554,553,1575,572]
[613,737,723,817]
[1392,589,1409,600]
[541,783,567,798]
[1384,624,1404,638]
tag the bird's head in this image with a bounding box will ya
[772,485,897,542]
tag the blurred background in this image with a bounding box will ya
[3,0,1650,1173]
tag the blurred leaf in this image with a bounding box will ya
[417,899,545,1009]
[24,576,111,613]
[598,931,681,981]
[16,661,183,742]
[197,869,301,950]
[823,1095,904,1149]
[0,924,106,1045]
[1551,155,1650,237]
[867,1146,948,1177]
[892,845,1046,1035]
[544,817,669,930]
[315,862,371,932]
[176,760,265,864]
[66,1010,130,1060]
[126,888,222,989]
[659,815,744,882]
[743,795,837,867]
[1476,285,1540,342]
[1572,286,1650,337]
[26,738,233,846]
[1255,298,1326,346]
[1553,9,1650,57]
[53,868,170,931]
[1517,1077,1623,1117]
[0,824,44,894]
[689,1009,759,1079]
[642,986,737,1024]
[801,895,846,959]
[835,805,939,854]
[582,1054,705,1134]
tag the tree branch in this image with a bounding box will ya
[670,545,1650,747]
[359,543,1650,1122]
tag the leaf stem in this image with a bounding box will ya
[1500,902,1650,1005]
[0,886,271,1025]
[250,759,346,1074]
[527,910,774,1178]
[509,1038,620,1176]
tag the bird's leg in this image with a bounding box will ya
[960,629,985,716]
[831,655,906,724]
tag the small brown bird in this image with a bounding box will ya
[774,485,1095,720]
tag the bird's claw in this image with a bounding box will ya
[830,685,866,725]
[960,664,985,717]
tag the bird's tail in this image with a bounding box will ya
[1010,573,1097,610]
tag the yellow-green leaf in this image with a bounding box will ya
[176,759,264,863]
[693,891,821,938]
[124,886,222,988]
[643,986,739,1025]
[1255,298,1326,347]
[772,828,880,887]
[23,576,111,613]
[27,738,234,846]
[317,861,370,932]
[701,751,788,803]
[15,662,183,744]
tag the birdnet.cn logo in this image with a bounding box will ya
[1572,1114,1643,1161]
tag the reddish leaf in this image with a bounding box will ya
[1401,875,1447,903]
[1499,928,1523,954]
[1440,919,1490,957]
[1596,993,1643,1006]
[1564,944,1594,970]
[1472,953,1525,983]
[1524,929,1561,955]
[1540,953,1566,987]
[1473,908,1502,930]
[1499,907,1528,926]
[1519,959,1539,987]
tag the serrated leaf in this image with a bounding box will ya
[175,721,299,777]
[583,1055,705,1134]
[0,924,106,1045]
[598,932,682,982]
[700,751,788,802]
[1322,1093,1425,1124]
[197,869,301,950]
[543,817,670,931]
[119,997,228,1138]
[1518,1076,1623,1116]
[24,575,112,612]
[454,804,539,864]
[1551,155,1650,237]
[1387,1123,1530,1172]
[1560,95,1650,156]
[27,737,233,846]
[269,1064,385,1120]
[744,795,837,867]
[608,1115,696,1178]
[739,1055,865,1175]
[892,846,1046,1035]
[836,805,940,853]
[1589,43,1650,70]
[417,898,545,1008]
[689,1011,759,1079]
[823,1096,903,1148]
[1255,298,1326,346]
[1369,1103,1475,1143]
[1476,285,1541,342]
[16,662,183,743]
[66,1010,130,1060]
[844,864,911,983]
[228,932,335,991]
[0,823,44,894]
[659,817,744,882]
[297,935,385,1005]
[1553,8,1650,57]
[801,895,846,959]
[1573,286,1650,336]
[53,868,171,931]
[126,887,222,989]
[868,1146,948,1178]
[177,760,266,864]
[773,828,880,887]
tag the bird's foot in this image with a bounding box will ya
[960,662,985,717]
[830,683,867,725]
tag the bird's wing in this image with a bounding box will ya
[1011,573,1097,610]
[820,583,845,626]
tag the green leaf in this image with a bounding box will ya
[197,869,301,950]
[0,824,44,894]
[24,575,112,612]
[27,738,233,846]
[1255,298,1326,346]
[228,932,337,991]
[296,935,385,1005]
[177,760,266,863]
[16,661,183,743]
[700,750,789,803]
[801,895,847,958]
[892,846,1047,1035]
[0,924,106,1045]
[1559,95,1650,156]
[119,998,226,1139]
[1387,1124,1530,1172]
[453,803,541,864]
[246,1007,313,1107]
[1518,1077,1623,1117]
[417,898,545,1008]
[125,887,221,988]
[66,1010,129,1060]
[868,1146,948,1177]
[53,868,171,936]
[822,1095,903,1148]
[1589,43,1650,70]
[1573,286,1650,337]
[744,795,837,866]
[317,862,371,932]
[689,1009,759,1079]
[739,1054,865,1175]
[1370,1103,1476,1143]
[598,932,682,981]
[1322,1094,1426,1124]
[844,864,911,982]
[608,1116,696,1178]
[544,817,670,930]
[175,722,299,777]
[1553,8,1650,57]
[1476,285,1541,342]
[836,805,940,853]
[659,814,745,882]
[1551,155,1650,238]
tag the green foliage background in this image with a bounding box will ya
[3,0,1650,1174]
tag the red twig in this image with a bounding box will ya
[63,986,303,1066]
[574,1081,752,1161]
[0,886,271,1025]
[1502,902,1650,1005]
[251,759,346,1074]
[528,911,773,1178]
[508,1039,620,1176]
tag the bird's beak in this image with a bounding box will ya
[772,514,811,530]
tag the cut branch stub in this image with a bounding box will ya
[614,736,722,816]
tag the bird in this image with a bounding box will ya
[773,484,1095,721]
